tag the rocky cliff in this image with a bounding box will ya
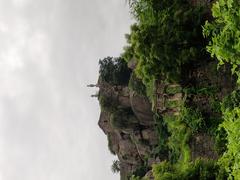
[97,77,159,179]
[96,59,235,180]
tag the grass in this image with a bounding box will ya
[163,114,191,164]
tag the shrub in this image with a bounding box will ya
[152,159,219,180]
[180,107,205,133]
[221,89,240,111]
[203,0,240,83]
[214,127,227,155]
[152,161,174,180]
[163,115,191,164]
[218,90,240,179]
[125,1,206,83]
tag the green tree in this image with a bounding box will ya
[99,57,131,85]
[203,0,240,83]
[123,1,207,83]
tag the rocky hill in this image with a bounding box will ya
[97,77,158,179]
[96,58,235,179]
[93,0,240,179]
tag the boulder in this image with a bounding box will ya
[130,91,154,126]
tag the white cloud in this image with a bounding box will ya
[11,0,29,8]
[0,0,132,179]
[0,22,8,32]
[0,47,24,71]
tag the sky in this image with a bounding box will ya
[0,0,133,179]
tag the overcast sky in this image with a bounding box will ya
[0,0,133,179]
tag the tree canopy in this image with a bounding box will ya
[122,0,207,83]
[99,57,131,86]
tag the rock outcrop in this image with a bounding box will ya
[96,60,235,179]
[97,78,159,179]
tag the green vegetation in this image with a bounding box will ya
[132,164,150,178]
[153,114,169,157]
[203,0,240,173]
[163,105,204,163]
[98,0,240,179]
[180,107,205,133]
[214,127,227,155]
[99,57,131,85]
[164,114,191,164]
[217,90,240,179]
[123,0,207,84]
[152,159,221,180]
[203,0,240,83]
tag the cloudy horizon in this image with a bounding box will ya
[0,0,133,179]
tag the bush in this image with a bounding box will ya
[162,106,205,164]
[221,89,240,111]
[203,0,240,83]
[218,90,240,179]
[181,107,205,133]
[214,127,227,155]
[163,115,191,164]
[124,1,206,83]
[152,159,219,180]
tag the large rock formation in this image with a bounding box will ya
[97,78,159,179]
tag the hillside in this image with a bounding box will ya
[95,0,240,179]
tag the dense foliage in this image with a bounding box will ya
[218,90,240,179]
[203,1,240,176]
[152,159,221,180]
[123,0,207,83]
[203,0,240,83]
[181,107,205,133]
[99,57,131,85]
